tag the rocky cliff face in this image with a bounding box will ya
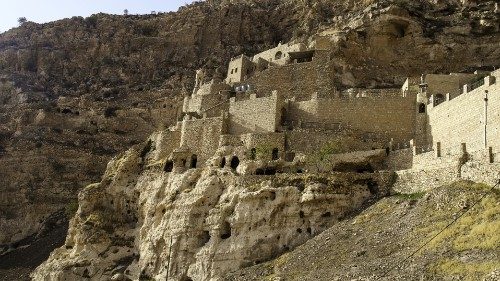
[0,1,305,249]
[31,132,393,280]
[1,0,499,277]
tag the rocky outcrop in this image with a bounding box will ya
[31,132,393,280]
[0,1,306,249]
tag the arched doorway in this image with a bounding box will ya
[190,154,198,168]
[275,51,283,60]
[418,103,426,113]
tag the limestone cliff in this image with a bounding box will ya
[31,133,393,280]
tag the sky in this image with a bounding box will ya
[0,0,196,33]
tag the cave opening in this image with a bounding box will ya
[250,148,256,160]
[190,154,198,169]
[265,167,277,175]
[230,156,239,170]
[220,221,232,240]
[164,160,173,173]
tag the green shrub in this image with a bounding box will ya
[65,201,79,219]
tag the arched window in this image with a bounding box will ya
[418,103,426,113]
[230,156,240,170]
[272,148,279,160]
[190,155,198,168]
[275,51,283,60]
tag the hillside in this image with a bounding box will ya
[226,181,500,280]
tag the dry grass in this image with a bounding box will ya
[433,259,499,281]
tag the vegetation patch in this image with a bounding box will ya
[65,201,79,219]
[432,259,499,280]
[424,182,499,251]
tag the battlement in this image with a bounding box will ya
[425,69,499,154]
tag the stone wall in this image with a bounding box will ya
[289,95,416,144]
[228,91,283,134]
[391,145,500,193]
[385,148,413,170]
[461,149,500,186]
[286,130,384,157]
[252,42,306,65]
[240,132,285,161]
[146,129,182,164]
[341,88,402,98]
[180,116,227,167]
[427,72,499,154]
[242,53,336,100]
[195,81,232,97]
[185,81,231,114]
[392,151,462,193]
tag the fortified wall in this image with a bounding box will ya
[427,71,499,154]
[228,91,283,134]
[287,93,416,144]
[156,39,499,193]
[239,50,336,99]
[225,42,308,84]
[182,80,232,116]
[389,69,500,192]
[179,116,227,166]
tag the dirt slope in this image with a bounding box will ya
[226,181,500,280]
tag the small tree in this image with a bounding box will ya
[17,17,27,26]
[123,9,129,16]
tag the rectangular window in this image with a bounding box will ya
[235,68,238,73]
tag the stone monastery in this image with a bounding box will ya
[157,38,500,191]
